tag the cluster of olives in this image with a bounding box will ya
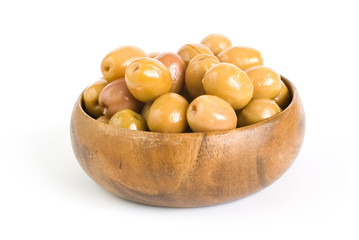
[83,34,291,133]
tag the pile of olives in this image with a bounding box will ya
[83,34,291,133]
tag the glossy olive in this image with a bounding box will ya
[98,78,142,118]
[147,93,189,133]
[245,66,282,99]
[83,79,108,118]
[108,109,147,131]
[202,63,253,110]
[200,34,232,56]
[185,54,220,99]
[274,80,291,109]
[96,116,109,124]
[217,46,263,70]
[141,101,153,121]
[125,57,172,102]
[187,95,237,132]
[237,98,281,127]
[101,46,146,82]
[177,43,213,66]
[155,52,186,93]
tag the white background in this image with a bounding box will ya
[1,0,358,239]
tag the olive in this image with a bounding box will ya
[217,46,263,70]
[147,93,189,133]
[200,34,232,56]
[187,95,237,132]
[83,79,108,118]
[125,57,172,102]
[177,43,213,66]
[237,98,281,127]
[101,46,146,82]
[202,63,253,110]
[155,52,186,93]
[274,80,291,109]
[98,78,142,118]
[185,54,220,99]
[108,109,147,131]
[245,66,282,99]
[141,101,153,121]
[96,116,109,124]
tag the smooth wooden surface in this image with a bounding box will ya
[70,77,305,207]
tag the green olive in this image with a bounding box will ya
[101,46,146,82]
[177,43,213,66]
[202,63,253,110]
[237,98,281,127]
[187,95,237,132]
[83,79,108,118]
[274,80,291,109]
[245,66,282,99]
[108,109,147,131]
[200,34,232,56]
[185,54,220,99]
[147,93,189,133]
[125,57,172,102]
[217,46,263,70]
[140,101,153,121]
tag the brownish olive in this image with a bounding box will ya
[217,46,263,70]
[237,98,281,127]
[101,46,146,82]
[177,43,213,66]
[98,78,142,118]
[187,95,237,132]
[155,52,186,93]
[185,54,220,99]
[125,57,172,102]
[147,93,189,133]
[108,109,147,131]
[245,66,282,99]
[140,101,153,121]
[274,80,291,109]
[202,63,253,110]
[83,79,108,118]
[200,34,232,56]
[96,116,109,124]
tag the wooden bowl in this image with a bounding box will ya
[70,77,305,207]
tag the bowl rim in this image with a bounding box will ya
[74,76,298,137]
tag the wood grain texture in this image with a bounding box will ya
[70,77,305,207]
